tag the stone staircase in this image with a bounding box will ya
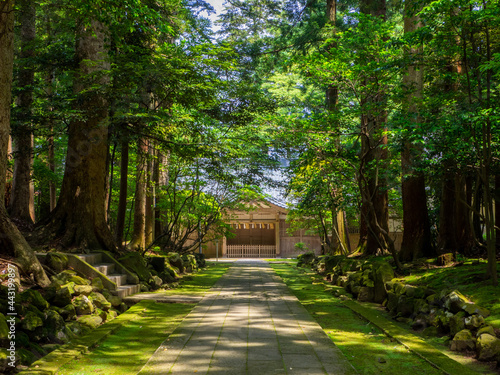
[77,253,140,298]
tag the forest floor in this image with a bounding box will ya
[270,258,500,375]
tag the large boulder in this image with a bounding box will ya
[357,287,374,302]
[450,329,476,351]
[476,333,500,362]
[443,290,470,314]
[52,270,89,286]
[148,256,166,273]
[194,253,206,268]
[46,252,68,273]
[372,261,394,303]
[119,252,152,282]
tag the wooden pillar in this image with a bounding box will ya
[222,236,227,257]
[275,219,280,256]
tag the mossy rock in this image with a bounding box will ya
[22,311,43,331]
[0,348,8,373]
[159,270,175,283]
[165,262,179,279]
[106,310,118,321]
[46,252,68,273]
[90,291,111,311]
[449,311,466,336]
[477,325,496,337]
[77,315,103,329]
[72,295,94,315]
[357,286,374,302]
[74,285,93,296]
[52,270,89,286]
[45,309,65,332]
[413,298,430,315]
[167,252,184,273]
[464,303,490,318]
[386,291,399,315]
[119,252,152,282]
[450,329,476,351]
[150,275,163,289]
[443,290,470,314]
[95,308,107,321]
[476,333,500,361]
[20,289,49,311]
[194,253,206,268]
[58,304,76,321]
[107,295,122,308]
[18,347,37,365]
[91,277,104,292]
[464,314,485,330]
[397,295,415,317]
[51,282,76,307]
[66,321,91,336]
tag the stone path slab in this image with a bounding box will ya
[123,293,204,304]
[138,260,357,375]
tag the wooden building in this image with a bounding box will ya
[202,199,322,258]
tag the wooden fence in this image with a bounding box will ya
[226,245,276,258]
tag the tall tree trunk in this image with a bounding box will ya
[455,173,474,254]
[154,151,169,238]
[115,135,129,247]
[9,0,36,224]
[145,141,154,247]
[400,0,433,261]
[36,19,116,251]
[0,0,49,286]
[437,164,457,254]
[325,0,349,253]
[128,138,147,249]
[496,175,500,250]
[358,0,390,256]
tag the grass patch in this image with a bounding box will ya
[56,301,192,375]
[270,263,449,375]
[155,262,231,296]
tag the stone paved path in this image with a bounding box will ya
[138,260,357,375]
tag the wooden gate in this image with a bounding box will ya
[226,245,276,258]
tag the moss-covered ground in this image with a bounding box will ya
[30,263,231,375]
[270,262,497,375]
[394,258,500,328]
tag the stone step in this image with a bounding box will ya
[114,284,141,299]
[108,274,127,287]
[94,263,115,275]
[77,253,103,266]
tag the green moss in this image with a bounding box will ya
[270,263,484,375]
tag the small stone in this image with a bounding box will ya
[377,356,386,363]
[22,311,43,331]
[72,295,94,315]
[464,314,484,330]
[74,285,93,296]
[59,304,76,321]
[443,290,470,314]
[89,292,111,311]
